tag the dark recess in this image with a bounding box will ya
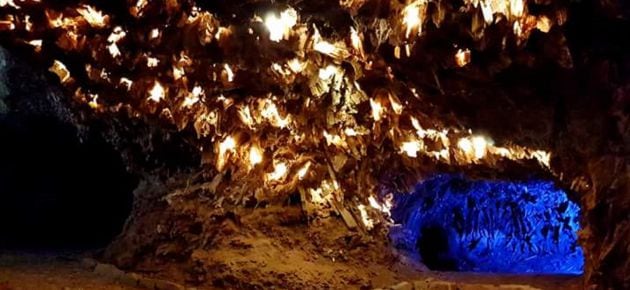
[0,113,137,249]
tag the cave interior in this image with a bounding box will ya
[0,0,629,289]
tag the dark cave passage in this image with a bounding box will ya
[391,174,584,274]
[0,114,136,250]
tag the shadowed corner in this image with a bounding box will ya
[0,114,137,250]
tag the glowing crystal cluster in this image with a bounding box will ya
[392,174,583,274]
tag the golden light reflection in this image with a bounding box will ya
[370,99,384,121]
[24,15,32,31]
[248,144,263,167]
[182,86,203,108]
[536,16,552,33]
[119,78,133,90]
[260,99,290,128]
[402,1,426,38]
[287,58,305,73]
[457,135,488,160]
[148,81,165,102]
[313,40,337,56]
[350,27,364,58]
[455,48,471,67]
[0,0,19,9]
[358,204,374,230]
[309,187,326,204]
[510,0,525,18]
[27,39,42,52]
[323,131,346,147]
[150,28,159,39]
[217,136,236,171]
[49,60,71,83]
[146,56,159,67]
[264,8,298,42]
[223,64,234,82]
[368,195,392,215]
[132,0,148,18]
[471,136,488,160]
[77,5,108,28]
[312,27,349,59]
[106,26,126,58]
[238,105,255,128]
[389,94,404,115]
[297,161,311,180]
[267,161,288,181]
[318,65,339,80]
[87,93,99,109]
[401,140,422,157]
[0,0,561,220]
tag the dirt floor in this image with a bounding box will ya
[0,251,141,290]
[0,251,581,290]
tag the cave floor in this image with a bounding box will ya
[0,250,581,290]
[385,272,582,290]
[0,250,141,290]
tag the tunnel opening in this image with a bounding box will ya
[0,113,137,250]
[391,174,584,275]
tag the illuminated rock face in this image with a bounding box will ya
[392,174,583,274]
[0,0,628,288]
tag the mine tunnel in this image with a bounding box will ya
[391,174,583,274]
[0,0,629,289]
[0,46,137,250]
[0,113,136,249]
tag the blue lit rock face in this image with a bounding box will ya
[391,174,584,274]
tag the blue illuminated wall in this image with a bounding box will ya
[391,174,584,274]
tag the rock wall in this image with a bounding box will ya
[581,156,630,289]
[0,0,629,288]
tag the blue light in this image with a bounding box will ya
[390,174,584,274]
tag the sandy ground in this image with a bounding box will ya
[0,251,141,290]
[0,248,581,290]
[0,207,581,290]
[404,272,582,289]
[0,254,582,290]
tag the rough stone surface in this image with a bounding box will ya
[390,281,413,290]
[0,0,629,288]
[137,277,186,290]
[412,279,452,290]
[93,263,126,281]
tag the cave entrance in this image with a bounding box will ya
[0,114,136,250]
[391,174,584,274]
